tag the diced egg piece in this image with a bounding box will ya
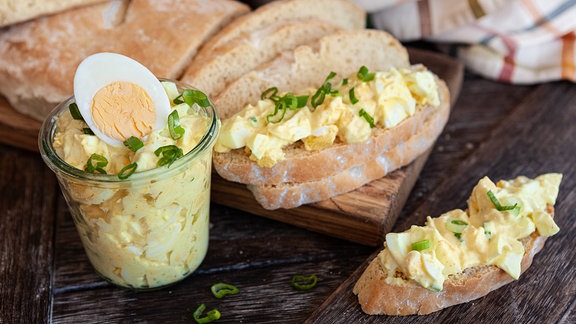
[73,52,171,146]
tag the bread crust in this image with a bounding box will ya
[353,206,554,316]
[245,80,450,209]
[0,0,106,27]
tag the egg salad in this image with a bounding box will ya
[47,53,219,289]
[214,65,440,167]
[378,173,562,292]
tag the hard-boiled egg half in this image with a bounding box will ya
[73,52,171,146]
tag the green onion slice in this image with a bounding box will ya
[311,71,338,108]
[265,93,308,124]
[358,109,375,128]
[357,65,375,82]
[291,274,318,291]
[123,136,144,152]
[261,87,279,101]
[411,240,430,251]
[174,89,211,107]
[82,128,94,135]
[487,190,521,214]
[118,162,137,180]
[69,103,84,121]
[154,145,183,167]
[168,110,185,140]
[85,153,108,174]
[193,304,221,324]
[210,283,239,299]
[446,219,468,234]
[349,87,359,104]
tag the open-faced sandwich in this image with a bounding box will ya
[210,28,451,209]
[353,173,562,315]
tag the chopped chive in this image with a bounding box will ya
[349,87,359,104]
[357,65,375,82]
[69,103,84,121]
[411,240,430,251]
[487,190,521,214]
[85,153,108,174]
[168,110,185,140]
[193,304,220,324]
[210,283,239,299]
[358,109,375,128]
[154,145,183,167]
[291,274,318,291]
[123,136,144,152]
[118,162,137,180]
[82,128,94,135]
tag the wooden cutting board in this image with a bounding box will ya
[0,48,463,246]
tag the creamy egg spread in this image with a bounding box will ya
[52,55,217,289]
[379,173,562,292]
[214,65,440,167]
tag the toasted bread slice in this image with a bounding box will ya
[353,205,554,316]
[180,20,342,99]
[212,29,409,120]
[191,0,365,64]
[245,79,449,209]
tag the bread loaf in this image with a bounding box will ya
[0,0,105,27]
[0,0,249,120]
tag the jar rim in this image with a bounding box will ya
[38,81,220,184]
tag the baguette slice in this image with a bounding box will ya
[353,206,554,316]
[191,0,365,64]
[213,29,409,120]
[180,20,342,99]
[246,79,450,209]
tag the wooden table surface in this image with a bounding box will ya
[1,54,576,323]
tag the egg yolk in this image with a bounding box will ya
[91,81,156,142]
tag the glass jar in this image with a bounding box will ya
[38,81,220,290]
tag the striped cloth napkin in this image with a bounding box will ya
[353,0,576,84]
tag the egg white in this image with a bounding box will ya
[73,52,171,147]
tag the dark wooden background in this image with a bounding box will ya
[1,52,576,322]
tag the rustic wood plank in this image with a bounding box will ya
[307,81,576,322]
[0,144,58,323]
[51,201,372,322]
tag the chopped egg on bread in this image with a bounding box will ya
[214,65,440,167]
[379,173,562,292]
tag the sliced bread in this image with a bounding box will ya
[212,29,410,120]
[180,20,342,99]
[191,0,365,64]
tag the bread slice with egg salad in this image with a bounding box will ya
[353,173,562,315]
[211,29,450,209]
[245,77,450,209]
